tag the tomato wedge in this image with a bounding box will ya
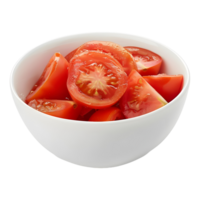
[120,70,168,118]
[25,53,70,103]
[77,109,96,121]
[89,107,124,121]
[80,106,93,116]
[67,51,128,109]
[28,99,82,119]
[65,48,77,62]
[75,41,137,75]
[124,46,162,76]
[143,74,183,102]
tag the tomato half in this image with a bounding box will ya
[120,70,168,118]
[65,48,77,62]
[75,41,137,75]
[25,53,70,103]
[67,51,128,109]
[28,99,82,119]
[124,46,162,76]
[143,74,183,102]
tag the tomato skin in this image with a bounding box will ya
[65,48,77,62]
[124,46,162,76]
[25,53,70,103]
[28,99,82,119]
[67,51,128,109]
[75,41,137,75]
[143,74,183,102]
[89,107,124,121]
[120,70,168,119]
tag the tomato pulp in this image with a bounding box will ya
[120,70,168,118]
[67,51,128,109]
[124,46,162,76]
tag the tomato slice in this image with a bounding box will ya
[120,70,168,118]
[65,48,77,62]
[80,106,93,116]
[28,99,82,119]
[75,41,137,75]
[67,51,128,109]
[143,74,183,102]
[89,107,124,121]
[25,53,70,103]
[124,46,162,76]
[77,109,96,121]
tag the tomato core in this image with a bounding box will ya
[76,63,119,99]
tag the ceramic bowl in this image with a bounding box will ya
[10,33,190,167]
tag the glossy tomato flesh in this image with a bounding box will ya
[120,70,168,118]
[75,41,137,75]
[67,51,128,109]
[89,107,124,121]
[143,74,183,102]
[124,46,162,76]
[28,99,82,119]
[25,53,70,103]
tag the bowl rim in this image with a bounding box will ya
[10,32,190,125]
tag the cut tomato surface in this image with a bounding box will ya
[65,48,77,62]
[124,46,162,76]
[28,99,82,119]
[67,51,128,109]
[120,70,168,119]
[89,107,124,121]
[75,41,137,75]
[25,53,70,103]
[143,74,183,102]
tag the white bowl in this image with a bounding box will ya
[10,33,190,168]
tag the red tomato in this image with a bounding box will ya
[28,99,82,119]
[89,107,124,121]
[80,106,93,116]
[143,74,183,102]
[67,51,128,109]
[65,48,77,62]
[75,41,137,75]
[77,109,96,121]
[25,53,70,103]
[120,70,168,118]
[124,46,162,76]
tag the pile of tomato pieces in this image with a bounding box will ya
[25,41,183,122]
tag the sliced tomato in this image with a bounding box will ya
[28,99,82,119]
[89,107,124,121]
[80,106,93,116]
[75,41,137,75]
[67,51,128,109]
[120,70,168,118]
[25,53,70,103]
[143,74,183,102]
[77,109,96,121]
[124,46,162,76]
[65,48,77,62]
